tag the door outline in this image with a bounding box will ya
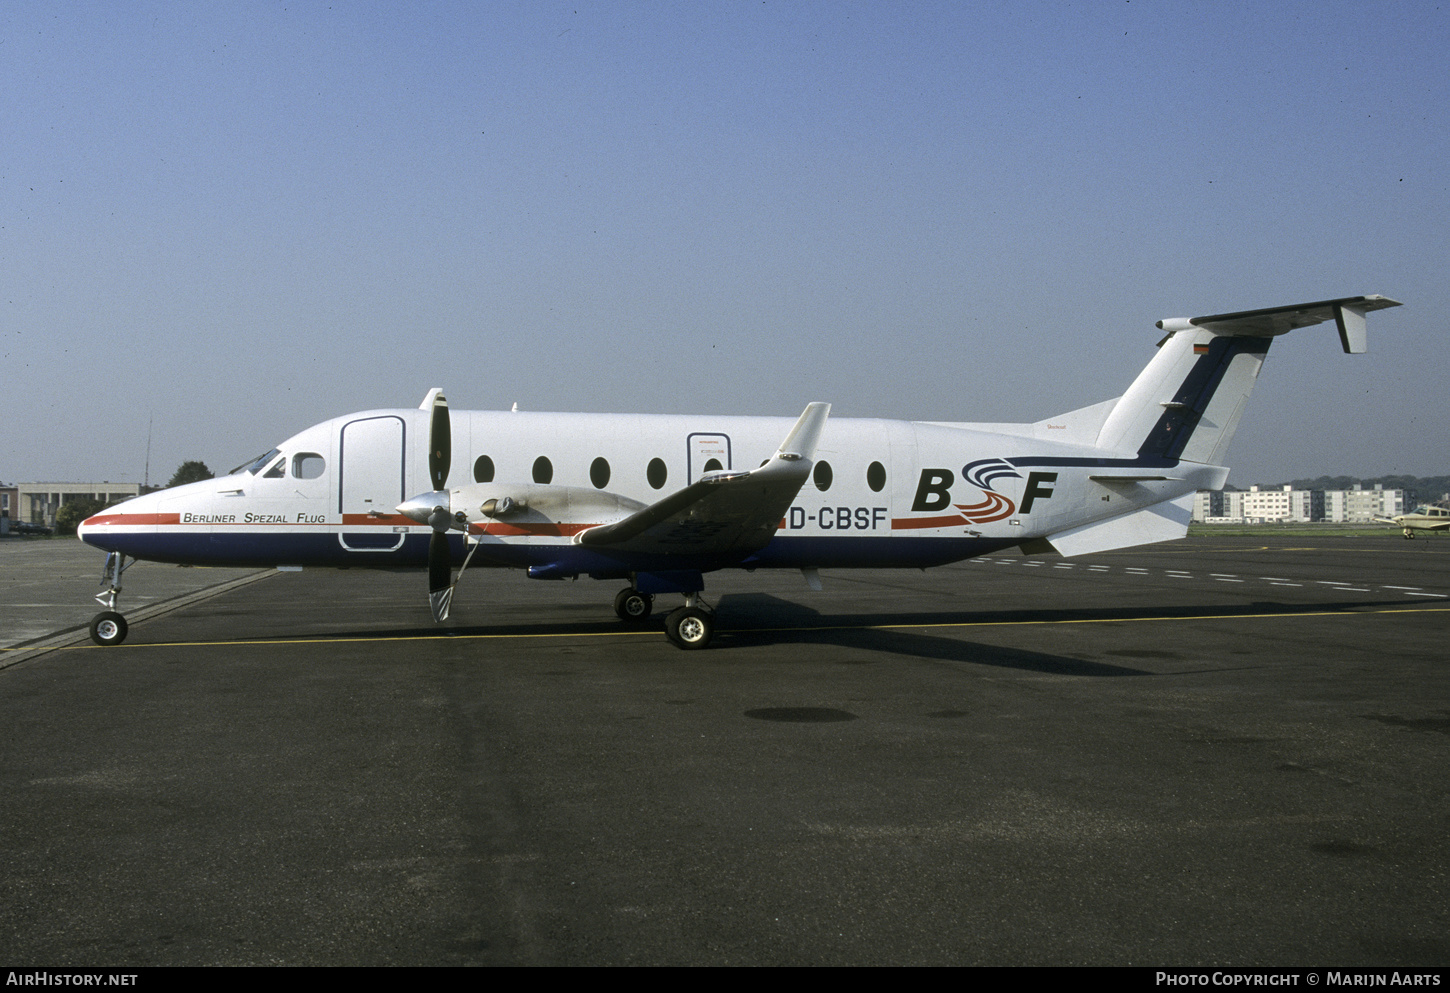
[687,432,732,484]
[338,415,408,552]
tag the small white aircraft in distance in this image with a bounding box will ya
[79,294,1401,649]
[1377,504,1450,538]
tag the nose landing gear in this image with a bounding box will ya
[89,552,132,646]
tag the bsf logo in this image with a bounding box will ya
[910,459,1057,524]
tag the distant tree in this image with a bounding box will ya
[166,460,214,488]
[54,497,108,535]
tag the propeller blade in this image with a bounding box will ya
[429,392,451,492]
[428,531,453,622]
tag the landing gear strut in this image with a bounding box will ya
[89,552,132,646]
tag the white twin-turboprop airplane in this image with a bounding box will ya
[78,295,1401,649]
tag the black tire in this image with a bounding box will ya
[89,611,128,646]
[613,587,653,623]
[665,606,713,650]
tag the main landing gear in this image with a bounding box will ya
[89,552,132,646]
[614,586,715,649]
[613,587,654,623]
[664,601,713,650]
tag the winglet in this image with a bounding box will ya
[775,402,830,462]
[1334,302,1369,354]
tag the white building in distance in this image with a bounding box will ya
[1195,484,1407,524]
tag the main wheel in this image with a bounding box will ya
[89,611,128,646]
[614,587,653,623]
[665,606,713,650]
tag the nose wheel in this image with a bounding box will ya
[89,611,129,646]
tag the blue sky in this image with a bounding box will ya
[4,1,1445,486]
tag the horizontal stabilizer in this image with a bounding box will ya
[1031,494,1194,558]
[1156,295,1400,354]
[1089,474,1172,482]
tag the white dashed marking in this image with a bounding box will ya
[972,557,1446,601]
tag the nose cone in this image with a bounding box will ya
[397,490,449,526]
[77,491,156,549]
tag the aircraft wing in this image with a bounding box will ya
[576,403,829,558]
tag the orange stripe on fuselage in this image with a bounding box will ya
[340,513,417,527]
[82,513,181,526]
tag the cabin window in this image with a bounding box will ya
[647,457,668,490]
[590,457,611,489]
[474,456,495,483]
[703,458,723,474]
[813,461,833,491]
[867,461,887,493]
[533,456,553,484]
[292,453,326,480]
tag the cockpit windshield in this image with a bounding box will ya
[228,448,282,476]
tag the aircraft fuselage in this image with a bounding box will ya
[78,406,1222,578]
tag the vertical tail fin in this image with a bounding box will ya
[1094,329,1270,465]
[1093,296,1400,465]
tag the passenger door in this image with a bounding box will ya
[338,415,407,551]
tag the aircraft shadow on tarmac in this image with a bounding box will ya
[696,592,1416,674]
[188,591,1420,679]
